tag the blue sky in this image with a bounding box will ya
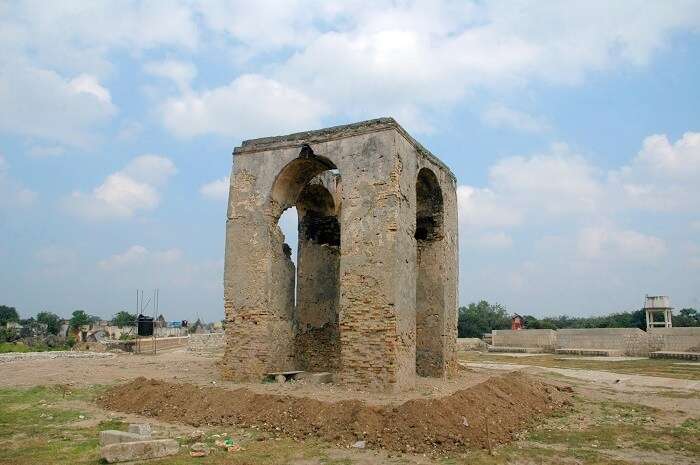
[1,1,699,322]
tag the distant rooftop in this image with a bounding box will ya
[233,117,455,181]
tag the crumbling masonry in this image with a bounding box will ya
[222,118,458,391]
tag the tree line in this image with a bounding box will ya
[457,300,700,338]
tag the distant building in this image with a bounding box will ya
[644,295,673,330]
[511,313,524,331]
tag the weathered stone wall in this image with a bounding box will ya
[492,329,558,351]
[295,174,341,372]
[647,327,700,352]
[188,333,225,352]
[490,327,700,357]
[556,328,649,356]
[223,118,458,390]
[456,338,487,351]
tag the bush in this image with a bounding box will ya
[457,301,510,338]
[0,327,19,343]
[0,305,19,326]
[69,310,92,329]
[36,311,62,335]
[111,311,136,328]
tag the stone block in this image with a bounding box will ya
[99,430,147,446]
[100,439,179,463]
[297,371,333,384]
[127,423,152,437]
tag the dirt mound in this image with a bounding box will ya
[98,372,571,453]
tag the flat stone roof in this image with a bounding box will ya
[233,117,455,181]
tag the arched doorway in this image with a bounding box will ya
[415,167,445,377]
[270,146,342,373]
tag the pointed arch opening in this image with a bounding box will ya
[415,167,445,377]
[269,146,342,373]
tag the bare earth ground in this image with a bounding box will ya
[0,348,698,465]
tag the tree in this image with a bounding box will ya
[0,305,19,326]
[69,310,92,329]
[36,311,61,335]
[111,311,136,328]
[674,308,700,327]
[457,300,511,338]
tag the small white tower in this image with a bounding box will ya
[644,295,673,330]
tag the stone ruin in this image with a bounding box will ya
[222,118,458,391]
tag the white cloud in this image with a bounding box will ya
[2,2,199,76]
[200,177,230,200]
[116,121,144,141]
[577,227,666,261]
[144,60,197,92]
[98,245,182,270]
[481,103,550,133]
[611,132,700,212]
[97,245,221,294]
[64,154,176,220]
[159,74,328,139]
[467,232,514,249]
[0,154,37,208]
[121,154,177,187]
[457,186,521,229]
[458,143,603,233]
[69,74,113,103]
[489,144,603,215]
[270,1,700,130]
[27,145,66,158]
[0,64,116,146]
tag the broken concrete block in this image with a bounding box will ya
[297,372,333,384]
[99,430,147,446]
[127,423,152,437]
[100,439,179,463]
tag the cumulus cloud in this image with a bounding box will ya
[577,227,666,261]
[612,132,700,211]
[0,154,37,208]
[200,177,230,200]
[457,186,521,229]
[98,245,182,270]
[481,104,550,133]
[64,154,176,220]
[0,63,116,146]
[97,245,222,298]
[456,133,692,270]
[458,143,604,233]
[144,59,197,92]
[3,1,700,143]
[159,74,328,139]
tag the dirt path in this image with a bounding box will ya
[462,361,700,417]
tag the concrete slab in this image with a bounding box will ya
[556,356,647,362]
[488,346,544,354]
[101,439,179,463]
[651,351,700,361]
[555,348,623,357]
[296,372,333,383]
[487,353,553,358]
[127,423,152,437]
[99,430,147,446]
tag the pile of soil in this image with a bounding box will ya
[98,372,572,453]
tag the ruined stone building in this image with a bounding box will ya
[222,118,458,391]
